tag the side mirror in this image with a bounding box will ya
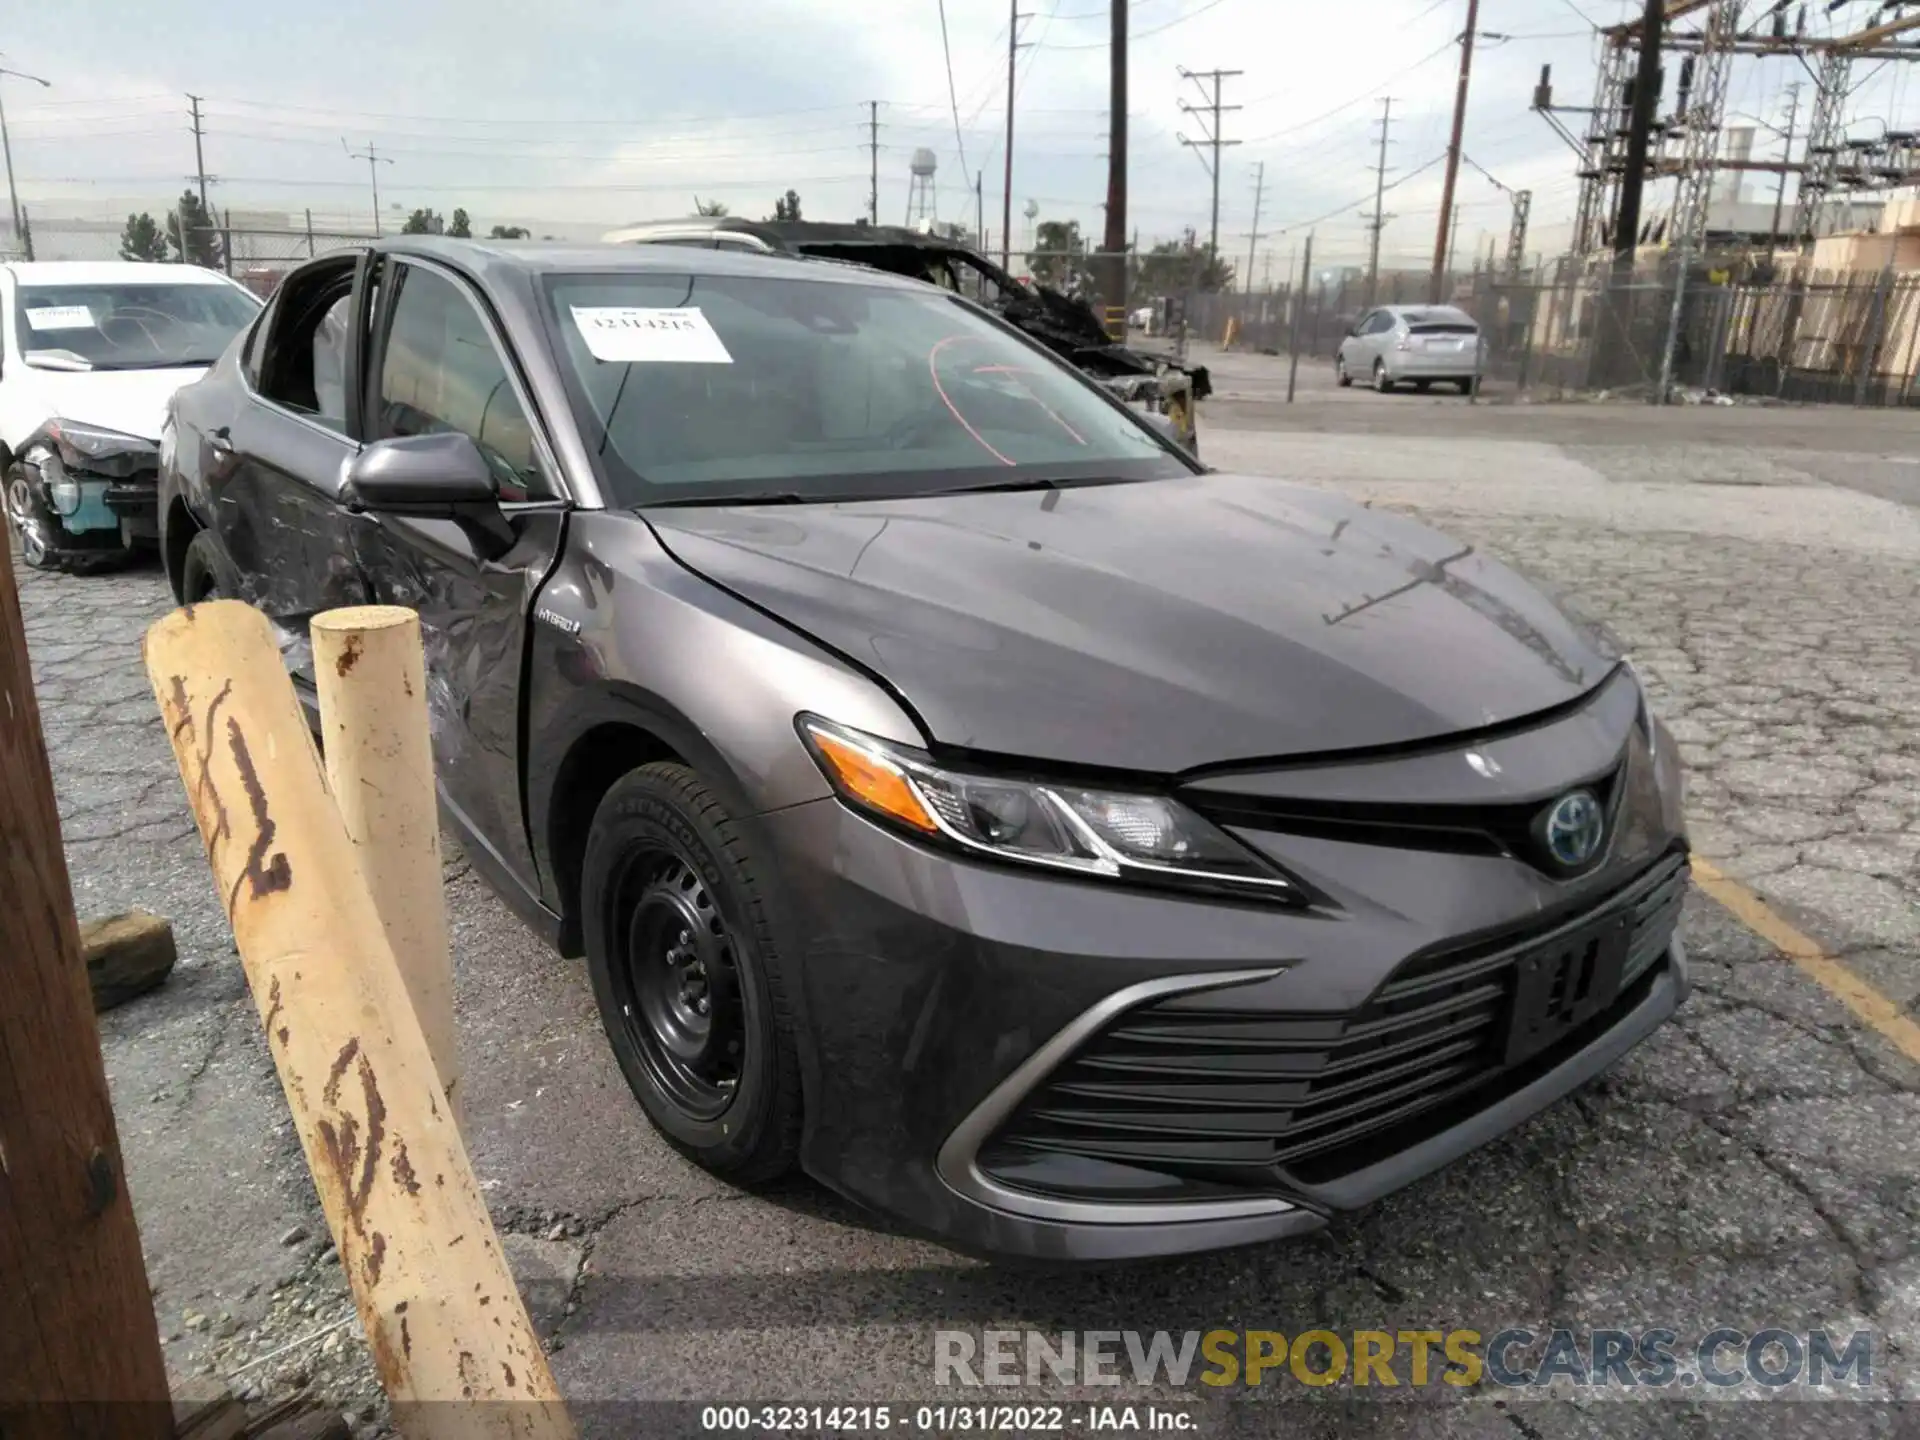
[341,432,515,559]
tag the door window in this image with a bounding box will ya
[255,261,357,432]
[374,264,553,502]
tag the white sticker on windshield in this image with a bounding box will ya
[570,306,732,364]
[24,305,96,332]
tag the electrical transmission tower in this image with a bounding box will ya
[1666,0,1742,259]
[1792,49,1855,241]
[1176,67,1243,265]
[1363,98,1397,306]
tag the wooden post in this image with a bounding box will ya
[144,601,570,1440]
[1,541,172,1436]
[310,607,459,1127]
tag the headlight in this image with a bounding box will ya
[1620,657,1656,736]
[44,418,157,469]
[798,715,1306,902]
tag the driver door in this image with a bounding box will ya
[345,254,569,900]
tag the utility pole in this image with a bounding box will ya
[188,94,212,220]
[1002,0,1033,272]
[1768,80,1801,263]
[1244,160,1265,297]
[975,169,984,249]
[0,63,52,254]
[1176,67,1243,265]
[1428,0,1481,303]
[1445,202,1461,288]
[868,101,880,225]
[1287,231,1313,402]
[1364,97,1396,307]
[1101,0,1129,334]
[1613,0,1664,262]
[344,139,394,238]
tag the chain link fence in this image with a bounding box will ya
[1162,253,1920,408]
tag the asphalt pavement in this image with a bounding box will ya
[15,362,1920,1438]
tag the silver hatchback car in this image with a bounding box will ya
[1337,304,1483,394]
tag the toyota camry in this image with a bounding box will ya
[158,237,1689,1261]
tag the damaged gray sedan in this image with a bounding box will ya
[160,237,1690,1262]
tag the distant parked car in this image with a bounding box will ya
[1,261,260,570]
[1336,304,1483,395]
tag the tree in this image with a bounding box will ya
[1129,230,1234,298]
[694,197,730,216]
[488,224,530,239]
[119,212,169,263]
[166,190,223,269]
[1027,218,1094,292]
[448,208,472,238]
[769,189,802,222]
[401,208,444,235]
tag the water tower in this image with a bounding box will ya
[907,148,939,227]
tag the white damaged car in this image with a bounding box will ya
[2,261,260,571]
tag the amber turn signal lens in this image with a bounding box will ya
[807,728,939,833]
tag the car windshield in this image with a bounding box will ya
[14,281,260,371]
[541,269,1190,506]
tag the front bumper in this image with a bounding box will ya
[767,833,1687,1258]
[8,449,158,557]
[764,674,1689,1261]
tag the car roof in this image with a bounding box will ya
[369,235,933,292]
[603,216,965,250]
[4,261,242,286]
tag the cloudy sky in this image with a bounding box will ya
[5,0,1905,274]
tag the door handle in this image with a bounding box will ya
[209,426,234,455]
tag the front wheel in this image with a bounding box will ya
[1373,360,1395,394]
[1335,354,1353,388]
[582,761,803,1184]
[5,466,55,570]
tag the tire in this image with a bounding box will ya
[1373,360,1395,394]
[1457,378,1476,395]
[582,761,803,1184]
[1335,354,1353,388]
[179,529,230,603]
[5,465,56,570]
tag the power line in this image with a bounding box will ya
[935,0,971,177]
[1238,38,1458,143]
[1036,0,1235,48]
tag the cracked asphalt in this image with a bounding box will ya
[14,361,1920,1438]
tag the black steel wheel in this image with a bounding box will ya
[609,851,743,1121]
[582,761,803,1183]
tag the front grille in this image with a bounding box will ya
[977,852,1687,1197]
[1182,761,1624,866]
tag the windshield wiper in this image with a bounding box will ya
[642,490,817,508]
[924,474,1137,497]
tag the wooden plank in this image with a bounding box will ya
[143,600,570,1440]
[311,607,459,1126]
[0,536,172,1434]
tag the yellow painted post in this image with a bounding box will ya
[144,601,571,1440]
[311,606,460,1126]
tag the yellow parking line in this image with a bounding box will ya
[1690,856,1920,1065]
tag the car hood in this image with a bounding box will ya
[641,472,1617,773]
[8,366,206,445]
